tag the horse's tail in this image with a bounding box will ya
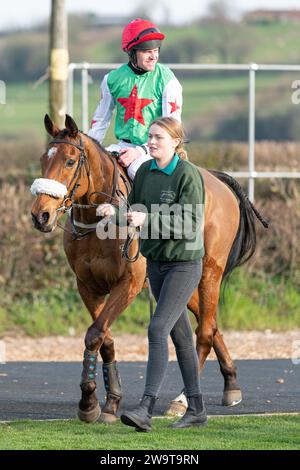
[209,170,269,279]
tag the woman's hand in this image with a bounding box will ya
[125,211,147,227]
[96,203,115,218]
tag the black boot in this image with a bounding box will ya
[171,394,207,429]
[121,395,156,432]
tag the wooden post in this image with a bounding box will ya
[49,0,69,128]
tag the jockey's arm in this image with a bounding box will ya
[120,76,182,168]
[162,76,183,121]
[118,145,149,167]
[88,74,115,144]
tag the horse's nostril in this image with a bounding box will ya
[42,212,50,224]
[31,212,38,225]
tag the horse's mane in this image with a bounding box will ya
[81,132,112,158]
[56,129,72,139]
[80,131,131,184]
[58,128,130,185]
[56,128,111,158]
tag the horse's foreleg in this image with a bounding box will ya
[77,282,122,422]
[83,276,142,423]
[84,276,140,351]
[213,330,242,406]
[76,281,106,423]
[99,330,122,423]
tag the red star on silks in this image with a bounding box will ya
[169,99,180,114]
[117,85,154,126]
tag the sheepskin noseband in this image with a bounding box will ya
[30,178,68,198]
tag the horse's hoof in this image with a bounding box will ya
[77,403,101,423]
[222,389,242,407]
[98,412,119,424]
[165,400,187,417]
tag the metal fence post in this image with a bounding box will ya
[248,63,258,202]
[81,64,89,133]
[67,63,74,117]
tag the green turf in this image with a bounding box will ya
[0,415,299,450]
[125,22,300,65]
[246,22,300,64]
[2,268,299,337]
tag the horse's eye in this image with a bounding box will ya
[66,159,76,168]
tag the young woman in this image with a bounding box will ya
[97,117,207,431]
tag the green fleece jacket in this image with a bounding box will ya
[116,156,205,262]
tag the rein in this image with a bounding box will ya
[50,136,90,214]
[48,134,141,262]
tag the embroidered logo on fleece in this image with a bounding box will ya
[160,190,176,204]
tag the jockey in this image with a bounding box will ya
[88,18,183,179]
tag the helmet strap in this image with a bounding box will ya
[129,49,137,64]
[128,60,148,75]
[127,48,160,75]
[128,50,148,75]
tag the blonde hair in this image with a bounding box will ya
[149,117,188,160]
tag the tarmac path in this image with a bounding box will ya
[0,360,299,420]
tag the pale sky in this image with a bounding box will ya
[1,0,300,30]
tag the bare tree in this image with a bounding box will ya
[132,0,156,21]
[132,0,171,24]
[205,0,234,23]
[201,0,253,63]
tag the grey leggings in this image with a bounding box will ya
[144,259,202,398]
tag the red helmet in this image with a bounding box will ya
[122,18,165,52]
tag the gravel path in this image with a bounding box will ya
[1,330,299,361]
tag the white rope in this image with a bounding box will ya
[30,178,68,198]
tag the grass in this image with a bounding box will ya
[6,287,89,337]
[247,22,300,64]
[0,415,299,450]
[0,286,149,337]
[218,271,300,331]
[1,269,299,337]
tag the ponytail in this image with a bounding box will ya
[176,144,188,161]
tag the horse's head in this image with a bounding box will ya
[31,114,89,232]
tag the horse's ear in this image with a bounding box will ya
[65,114,78,137]
[44,114,60,137]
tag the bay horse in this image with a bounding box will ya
[31,114,268,423]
